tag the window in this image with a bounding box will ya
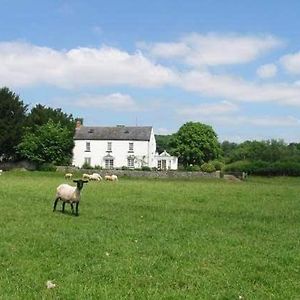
[85,142,91,152]
[129,142,134,152]
[107,142,112,152]
[127,157,134,168]
[84,157,91,165]
[158,160,167,170]
[105,159,114,169]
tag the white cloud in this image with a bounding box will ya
[180,71,300,106]
[73,93,139,111]
[257,63,277,78]
[280,51,300,74]
[141,33,282,66]
[177,101,239,116]
[199,115,300,127]
[0,41,177,88]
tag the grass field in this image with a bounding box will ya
[0,171,299,299]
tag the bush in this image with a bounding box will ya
[200,162,216,173]
[82,162,93,169]
[210,160,225,171]
[185,165,201,171]
[224,160,300,176]
[37,163,56,172]
[141,166,151,171]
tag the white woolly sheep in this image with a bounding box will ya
[64,173,73,179]
[0,170,2,175]
[82,173,91,180]
[105,174,118,181]
[53,179,88,216]
[89,173,102,181]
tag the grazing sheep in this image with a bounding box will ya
[105,174,118,181]
[89,173,102,181]
[0,170,2,175]
[82,173,91,180]
[64,173,73,179]
[53,179,88,216]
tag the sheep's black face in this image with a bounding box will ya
[73,179,88,191]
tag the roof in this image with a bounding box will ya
[74,126,152,141]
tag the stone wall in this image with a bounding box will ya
[0,160,37,171]
[56,166,221,179]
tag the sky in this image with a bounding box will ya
[1,0,300,143]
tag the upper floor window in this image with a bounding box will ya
[85,142,90,152]
[107,142,112,152]
[129,142,134,152]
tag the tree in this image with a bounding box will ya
[171,122,221,167]
[0,87,28,160]
[155,134,175,154]
[17,120,74,165]
[25,104,75,134]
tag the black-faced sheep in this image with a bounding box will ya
[53,179,88,216]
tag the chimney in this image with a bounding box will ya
[75,120,82,129]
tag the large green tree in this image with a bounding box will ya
[171,122,221,166]
[0,87,28,160]
[17,120,74,165]
[25,104,75,133]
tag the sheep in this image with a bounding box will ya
[105,174,118,181]
[53,179,88,216]
[64,173,73,179]
[0,170,2,175]
[82,173,91,180]
[89,173,102,181]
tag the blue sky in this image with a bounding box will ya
[1,0,300,142]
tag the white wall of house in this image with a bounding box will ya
[73,129,157,169]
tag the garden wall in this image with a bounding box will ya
[56,166,221,179]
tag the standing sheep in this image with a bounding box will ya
[90,173,102,181]
[105,175,118,181]
[64,173,73,179]
[53,179,88,216]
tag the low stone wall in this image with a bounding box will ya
[56,166,221,179]
[0,160,37,171]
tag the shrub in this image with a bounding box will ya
[224,160,300,176]
[94,165,102,170]
[210,160,225,171]
[141,166,151,171]
[37,163,56,172]
[200,162,216,173]
[82,162,93,169]
[185,165,201,171]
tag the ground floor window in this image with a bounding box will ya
[127,157,134,168]
[105,159,114,169]
[84,157,91,166]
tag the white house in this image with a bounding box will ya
[72,124,178,170]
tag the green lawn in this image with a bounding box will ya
[0,171,299,299]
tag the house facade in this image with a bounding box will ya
[72,124,178,170]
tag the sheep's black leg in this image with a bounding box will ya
[70,203,74,214]
[53,198,59,212]
[62,202,66,213]
[75,202,79,216]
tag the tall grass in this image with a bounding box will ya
[0,171,299,299]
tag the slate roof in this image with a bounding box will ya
[74,126,152,141]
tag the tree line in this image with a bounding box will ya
[156,130,300,175]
